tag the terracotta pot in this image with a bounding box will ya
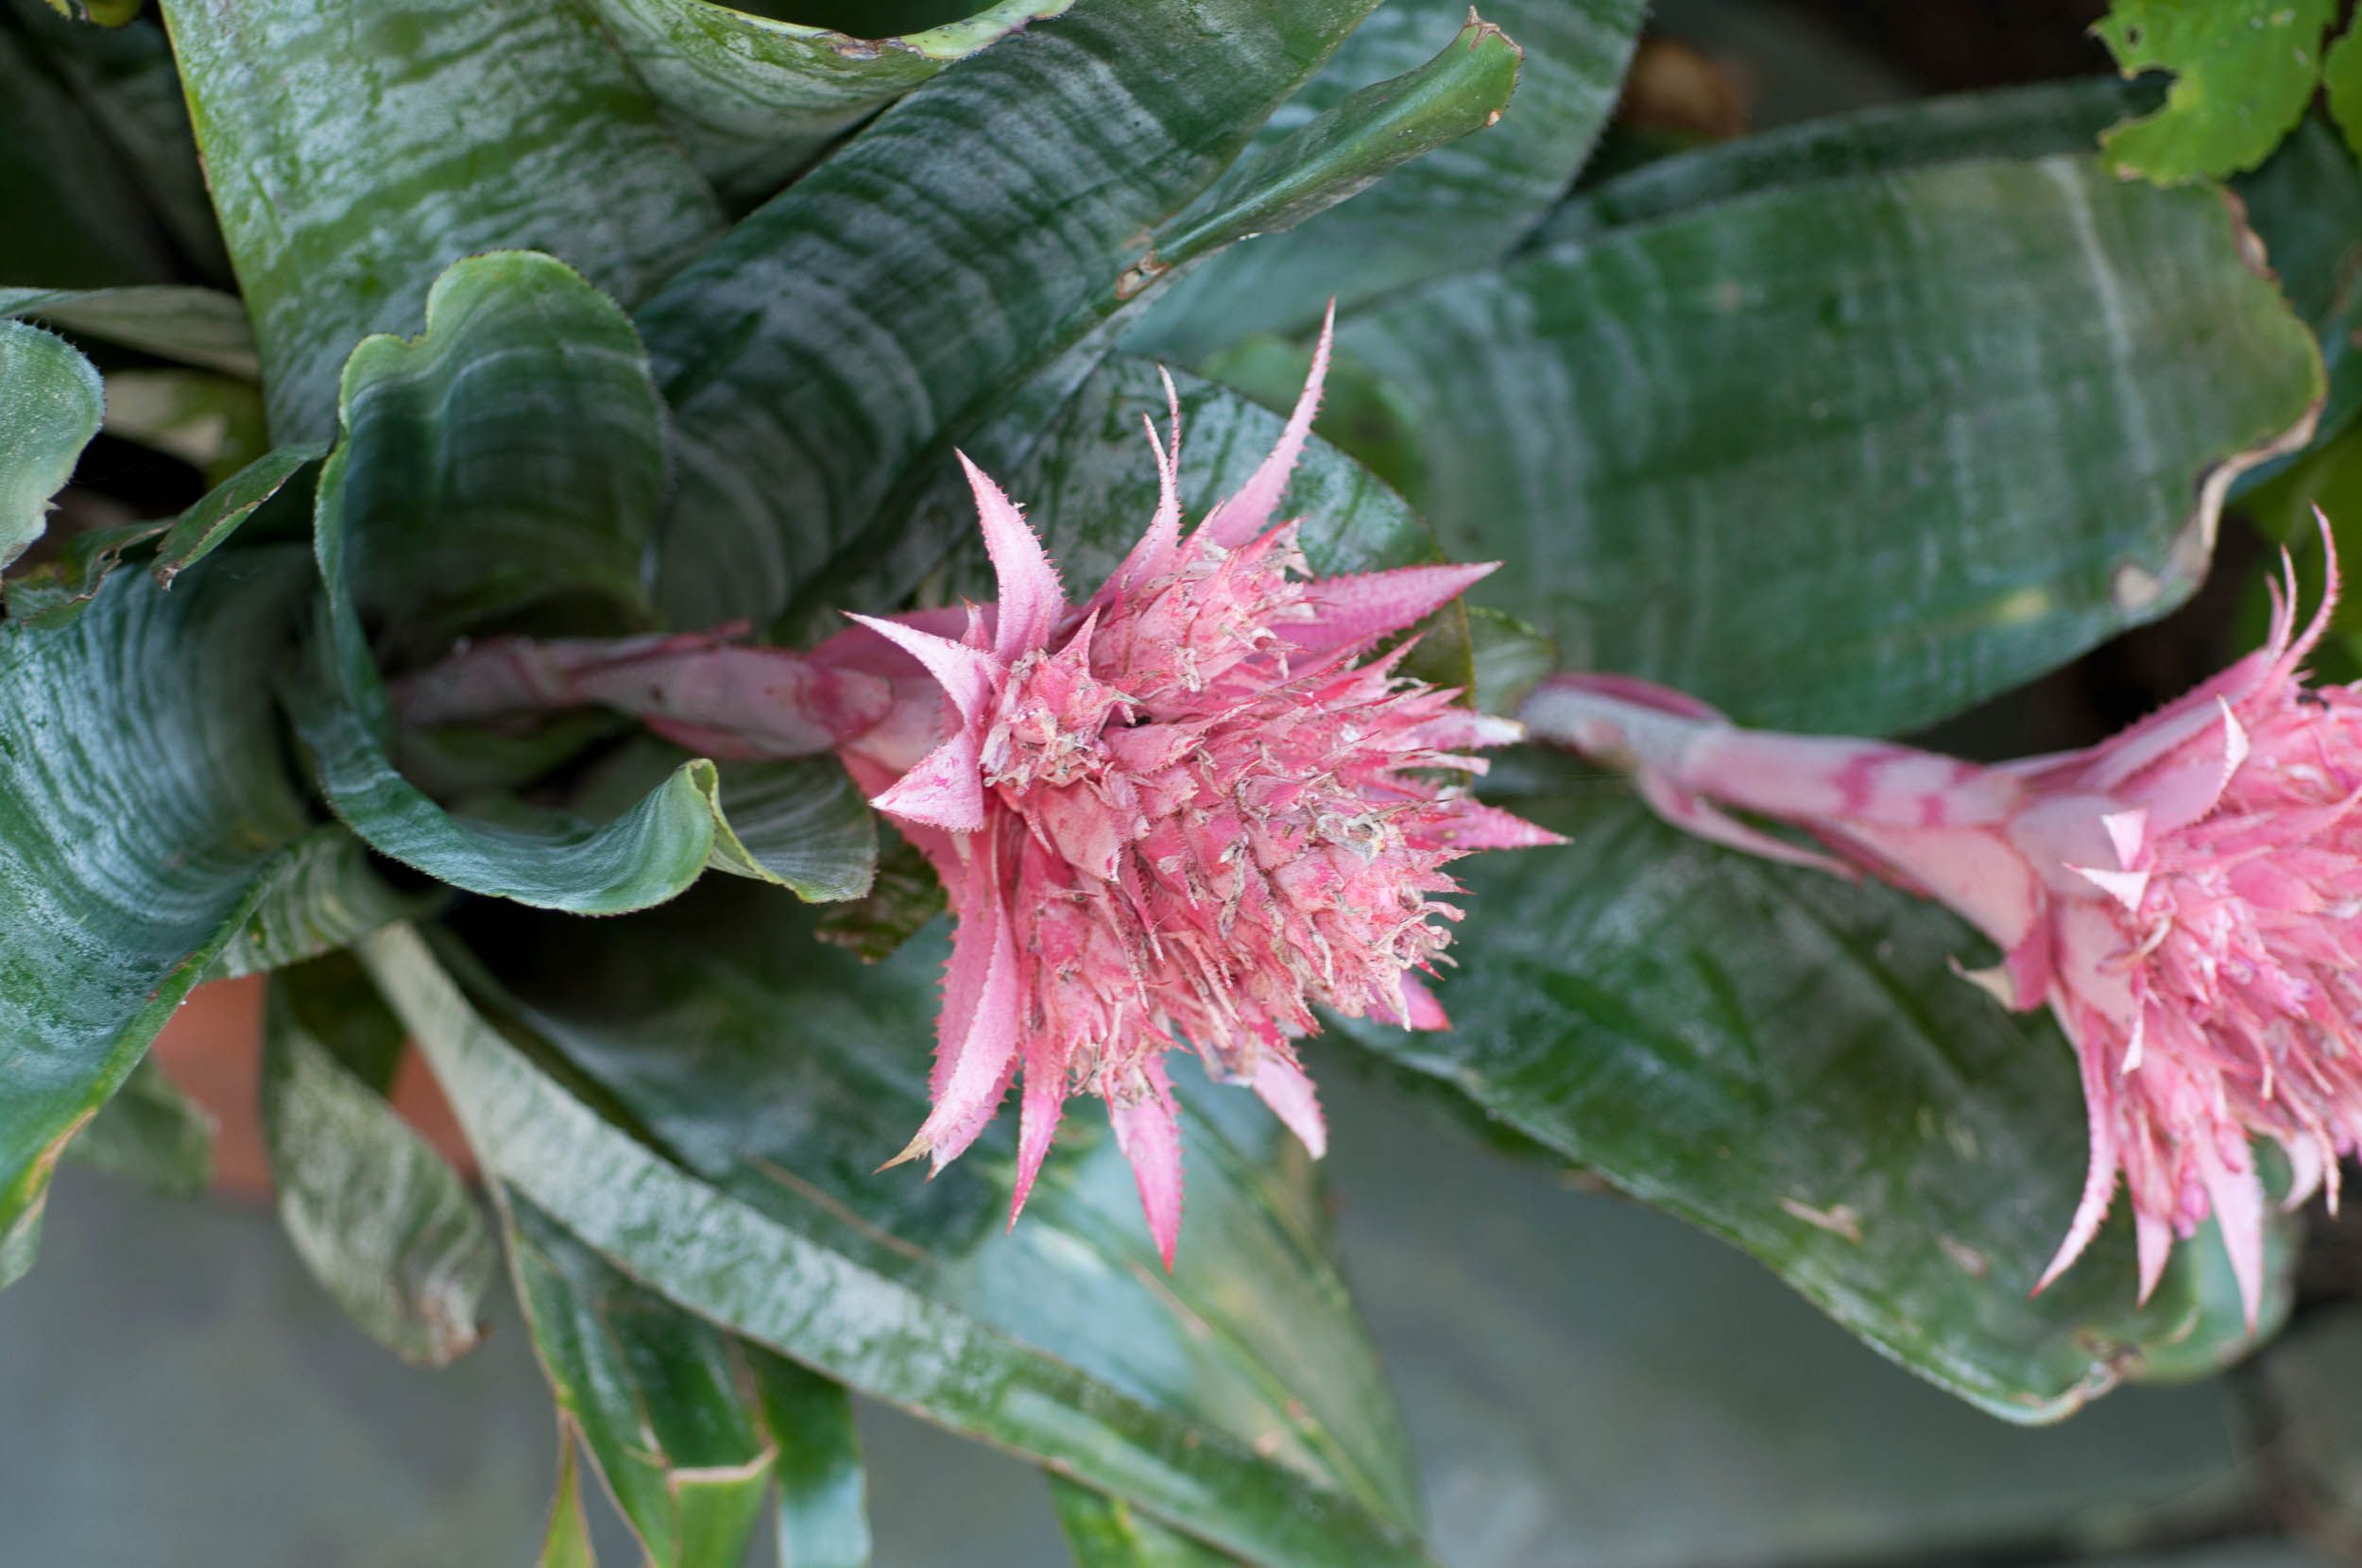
[149,977,477,1202]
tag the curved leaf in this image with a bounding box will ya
[636,0,1388,630]
[1337,154,2323,736]
[301,252,776,915]
[262,965,495,1366]
[1136,0,1645,362]
[750,1351,871,1568]
[0,317,101,571]
[503,1192,775,1568]
[158,0,724,437]
[0,285,257,376]
[361,904,1432,1568]
[1337,792,2287,1422]
[2096,0,2334,184]
[581,0,1071,208]
[0,553,312,1283]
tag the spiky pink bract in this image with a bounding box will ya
[1523,531,2362,1324]
[843,313,1559,1264]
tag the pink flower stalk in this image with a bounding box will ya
[397,311,1557,1262]
[1522,540,2362,1324]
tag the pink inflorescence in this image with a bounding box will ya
[840,313,1558,1262]
[395,309,1556,1263]
[1523,531,2362,1323]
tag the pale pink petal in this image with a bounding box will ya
[1250,1052,1327,1158]
[1010,1031,1072,1226]
[900,896,1022,1169]
[2035,1025,2123,1298]
[1109,1061,1186,1270]
[1431,801,1567,853]
[956,451,1065,661]
[869,731,985,831]
[1288,561,1498,657]
[1203,299,1332,549]
[843,612,1000,724]
[1107,375,1187,601]
[2199,1141,2268,1330]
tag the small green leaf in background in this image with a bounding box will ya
[1338,793,2287,1422]
[0,553,312,1287]
[749,1351,872,1568]
[0,317,101,571]
[61,1054,213,1199]
[2095,0,2335,183]
[262,960,495,1367]
[580,0,1072,210]
[1053,1479,1241,1567]
[1337,153,2323,737]
[539,1425,601,1568]
[158,0,724,438]
[503,1192,776,1568]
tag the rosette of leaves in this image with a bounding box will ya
[0,0,2355,1560]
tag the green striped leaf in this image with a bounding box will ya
[750,1353,870,1568]
[0,285,257,376]
[159,0,723,438]
[1336,154,2323,737]
[263,963,496,1366]
[0,552,312,1286]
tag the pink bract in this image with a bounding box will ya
[1524,531,2362,1324]
[840,310,1558,1263]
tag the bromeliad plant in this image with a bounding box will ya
[4,0,2362,1560]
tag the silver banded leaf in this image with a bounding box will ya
[1339,153,2323,736]
[262,969,495,1366]
[302,252,871,914]
[159,0,724,438]
[0,553,312,1284]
